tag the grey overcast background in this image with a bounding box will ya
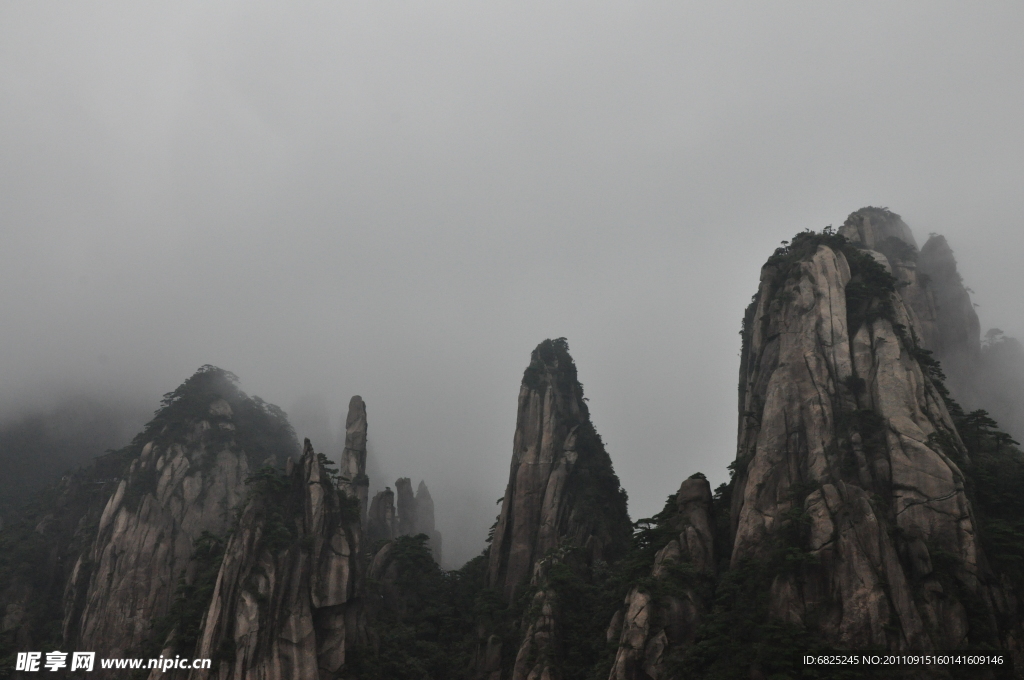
[2,2,1024,567]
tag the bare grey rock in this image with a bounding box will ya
[366,487,397,545]
[607,476,716,680]
[510,552,564,680]
[67,421,254,660]
[733,232,981,650]
[487,338,630,602]
[840,208,982,411]
[395,477,417,537]
[414,480,443,564]
[918,234,983,403]
[339,396,369,525]
[385,478,444,563]
[839,206,918,251]
[188,439,364,680]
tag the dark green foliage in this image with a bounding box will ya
[140,365,298,470]
[244,466,300,554]
[143,532,226,659]
[674,479,897,680]
[0,488,70,678]
[677,560,898,680]
[337,489,362,524]
[539,555,626,680]
[877,235,917,264]
[121,458,160,513]
[843,249,899,335]
[762,227,900,337]
[627,494,685,578]
[711,482,733,568]
[910,346,949,394]
[945,407,1024,588]
[522,338,585,412]
[346,536,488,680]
[563,420,631,564]
[317,451,341,486]
[0,449,129,678]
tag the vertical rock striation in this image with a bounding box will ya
[63,367,297,663]
[338,396,369,526]
[839,208,982,408]
[395,477,417,537]
[486,338,631,680]
[733,225,983,650]
[607,476,716,680]
[918,234,983,404]
[487,338,631,603]
[187,439,365,680]
[366,488,397,545]
[414,480,443,564]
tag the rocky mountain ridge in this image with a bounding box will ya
[5,207,1024,679]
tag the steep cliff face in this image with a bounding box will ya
[414,481,443,564]
[918,234,983,404]
[733,228,983,650]
[367,488,397,545]
[62,366,297,661]
[395,477,417,537]
[338,396,369,525]
[487,338,631,602]
[607,476,716,680]
[186,440,364,680]
[482,339,632,680]
[509,554,564,680]
[839,208,982,408]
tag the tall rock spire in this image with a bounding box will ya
[339,395,369,525]
[918,233,983,402]
[414,480,443,563]
[366,487,396,545]
[394,477,417,537]
[191,439,366,678]
[839,208,982,407]
[487,338,630,602]
[733,228,981,649]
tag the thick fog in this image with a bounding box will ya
[3,3,1024,566]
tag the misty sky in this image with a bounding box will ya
[3,2,1024,566]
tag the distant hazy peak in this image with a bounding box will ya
[839,206,918,252]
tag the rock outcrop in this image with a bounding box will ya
[366,488,397,545]
[487,338,631,602]
[487,339,631,680]
[509,554,564,680]
[186,439,365,680]
[607,476,716,680]
[839,208,982,408]
[414,480,443,564]
[384,477,443,562]
[918,234,983,404]
[733,226,983,650]
[395,477,417,537]
[338,396,369,525]
[62,367,297,663]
